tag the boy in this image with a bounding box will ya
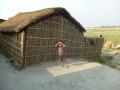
[55,42,67,67]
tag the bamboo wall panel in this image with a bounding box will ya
[0,32,24,69]
[24,15,85,66]
[83,38,104,60]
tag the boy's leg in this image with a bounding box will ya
[61,56,68,67]
[64,58,69,68]
[60,56,69,67]
[59,56,63,67]
[61,56,65,67]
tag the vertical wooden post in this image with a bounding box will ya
[61,15,64,40]
[23,28,29,68]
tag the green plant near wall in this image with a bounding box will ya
[98,54,114,64]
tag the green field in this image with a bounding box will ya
[85,27,120,42]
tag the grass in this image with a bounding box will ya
[97,48,120,69]
[104,35,120,42]
[85,27,120,42]
[99,54,113,64]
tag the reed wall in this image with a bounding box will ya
[83,38,104,60]
[24,15,85,67]
[0,31,24,69]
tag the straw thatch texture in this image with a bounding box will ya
[0,8,85,33]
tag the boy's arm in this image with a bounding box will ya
[55,43,59,47]
[63,44,66,47]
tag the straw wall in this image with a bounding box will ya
[24,15,85,67]
[83,38,104,60]
[0,31,24,69]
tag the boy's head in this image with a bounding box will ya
[58,42,63,47]
[58,41,62,44]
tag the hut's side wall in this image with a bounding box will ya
[0,31,24,68]
[83,38,104,60]
[24,15,85,67]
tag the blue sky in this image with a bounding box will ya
[0,0,120,27]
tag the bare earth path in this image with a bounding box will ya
[0,54,120,90]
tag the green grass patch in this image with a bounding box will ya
[86,27,120,42]
[99,54,114,64]
[104,35,120,42]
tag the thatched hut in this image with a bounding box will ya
[0,7,103,69]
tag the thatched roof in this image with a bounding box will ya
[0,19,5,23]
[0,7,86,33]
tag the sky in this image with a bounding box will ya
[0,0,120,27]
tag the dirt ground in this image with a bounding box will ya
[0,54,120,90]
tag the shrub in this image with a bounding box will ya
[98,54,113,64]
